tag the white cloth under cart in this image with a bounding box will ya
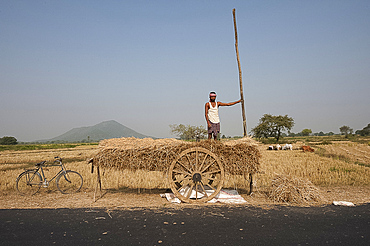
[161,186,247,204]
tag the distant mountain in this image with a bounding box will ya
[38,120,152,142]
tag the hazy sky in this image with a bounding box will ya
[1,0,369,141]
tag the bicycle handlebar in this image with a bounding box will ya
[35,157,63,167]
[36,161,47,166]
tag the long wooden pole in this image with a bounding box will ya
[233,8,247,137]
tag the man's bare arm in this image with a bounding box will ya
[205,103,211,127]
[218,99,241,107]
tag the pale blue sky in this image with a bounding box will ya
[1,0,369,141]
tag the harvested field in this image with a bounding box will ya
[315,142,370,166]
[0,138,369,208]
[0,145,96,165]
[257,143,370,187]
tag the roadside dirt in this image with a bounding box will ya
[1,186,369,210]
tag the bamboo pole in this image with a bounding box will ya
[94,166,102,202]
[233,8,247,137]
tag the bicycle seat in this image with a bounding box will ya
[36,161,47,166]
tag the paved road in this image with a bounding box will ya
[1,204,369,245]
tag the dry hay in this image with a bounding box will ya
[222,137,259,147]
[269,174,322,205]
[92,137,260,175]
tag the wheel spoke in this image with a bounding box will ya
[200,160,216,173]
[197,153,209,172]
[185,154,193,172]
[175,177,191,188]
[207,184,217,191]
[195,183,198,200]
[202,170,221,176]
[185,183,194,199]
[207,176,217,181]
[195,148,199,171]
[174,176,191,183]
[172,168,191,176]
[176,160,193,174]
[176,180,190,193]
[199,182,208,197]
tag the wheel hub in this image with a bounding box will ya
[192,173,202,182]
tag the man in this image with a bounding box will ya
[205,91,241,140]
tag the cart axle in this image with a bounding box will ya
[192,173,202,182]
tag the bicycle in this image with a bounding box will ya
[16,156,83,195]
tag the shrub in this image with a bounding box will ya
[0,136,18,145]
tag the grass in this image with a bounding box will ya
[1,138,369,194]
[312,141,370,168]
[314,147,350,162]
[259,135,370,145]
[0,143,98,152]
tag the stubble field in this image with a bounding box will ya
[0,139,369,209]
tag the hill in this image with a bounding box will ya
[38,120,152,142]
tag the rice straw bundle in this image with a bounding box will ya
[269,174,322,205]
[92,137,260,175]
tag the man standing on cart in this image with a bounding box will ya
[205,92,241,140]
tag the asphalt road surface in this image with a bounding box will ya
[1,204,369,246]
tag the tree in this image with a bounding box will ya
[251,114,294,142]
[318,131,325,136]
[356,123,370,136]
[339,125,353,136]
[301,129,312,136]
[0,136,18,145]
[170,124,207,140]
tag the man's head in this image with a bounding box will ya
[209,91,216,102]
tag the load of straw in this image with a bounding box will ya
[92,137,260,175]
[269,174,322,205]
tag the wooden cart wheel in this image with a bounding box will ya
[168,147,224,203]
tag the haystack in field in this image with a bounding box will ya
[269,174,322,205]
[92,137,261,175]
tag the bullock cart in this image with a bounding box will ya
[90,137,260,203]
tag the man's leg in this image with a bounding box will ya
[214,123,220,140]
[208,123,213,139]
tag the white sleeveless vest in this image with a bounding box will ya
[208,102,220,123]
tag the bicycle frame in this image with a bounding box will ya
[27,158,68,184]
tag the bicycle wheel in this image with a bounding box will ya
[56,170,83,194]
[16,170,42,196]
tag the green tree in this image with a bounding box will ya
[170,124,207,140]
[339,125,353,136]
[301,129,312,136]
[356,123,370,136]
[251,114,294,142]
[0,136,18,145]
